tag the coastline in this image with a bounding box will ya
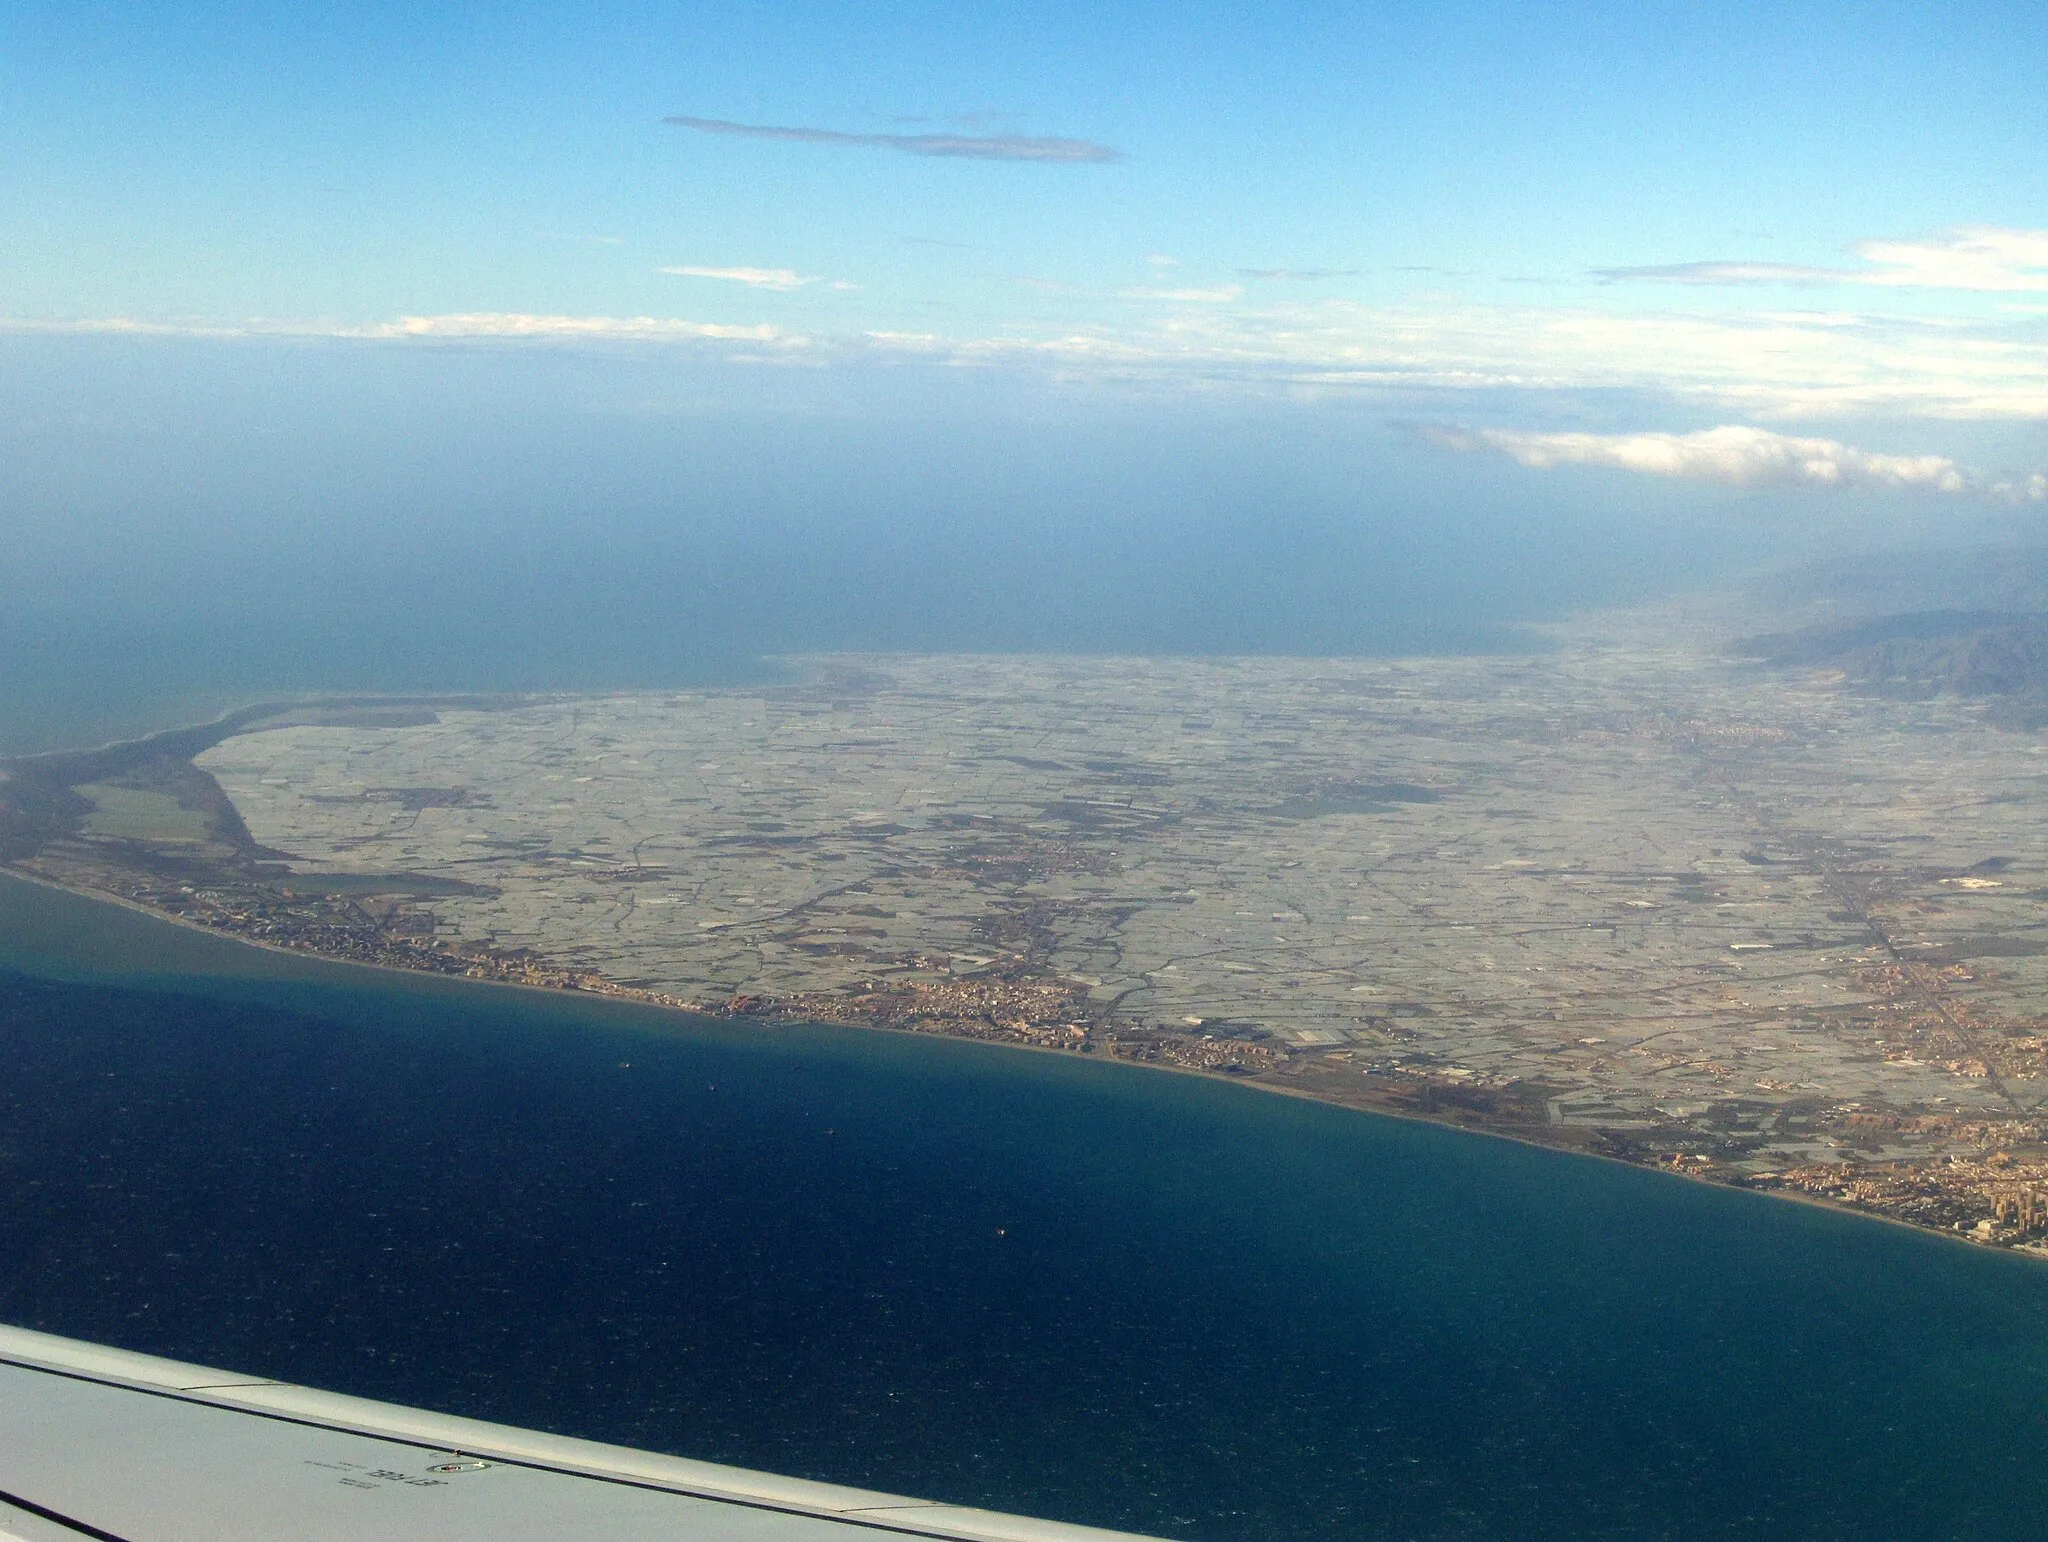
[0,861,2018,1263]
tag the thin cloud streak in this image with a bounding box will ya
[664,115,1120,163]
[1598,261,1840,287]
[1601,227,2048,293]
[361,313,799,344]
[660,265,813,291]
[1117,284,1244,303]
[1,313,802,345]
[1423,424,2048,502]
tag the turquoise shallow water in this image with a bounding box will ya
[5,872,2048,1541]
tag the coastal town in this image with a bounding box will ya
[9,599,2048,1249]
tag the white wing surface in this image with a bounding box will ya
[0,1326,1161,1542]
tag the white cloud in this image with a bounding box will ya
[1422,424,2047,501]
[1602,227,2048,293]
[837,299,2048,419]
[659,265,814,291]
[1042,299,2048,419]
[1144,253,1181,269]
[1852,228,2048,291]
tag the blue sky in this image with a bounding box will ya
[8,7,2044,318]
[3,0,2047,697]
[8,5,2048,436]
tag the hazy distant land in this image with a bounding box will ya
[11,587,2048,1248]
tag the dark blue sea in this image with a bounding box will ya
[5,872,2048,1541]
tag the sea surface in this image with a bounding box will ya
[5,872,2048,1541]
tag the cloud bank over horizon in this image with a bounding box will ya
[13,267,2042,424]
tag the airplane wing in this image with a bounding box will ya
[0,1326,1161,1542]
